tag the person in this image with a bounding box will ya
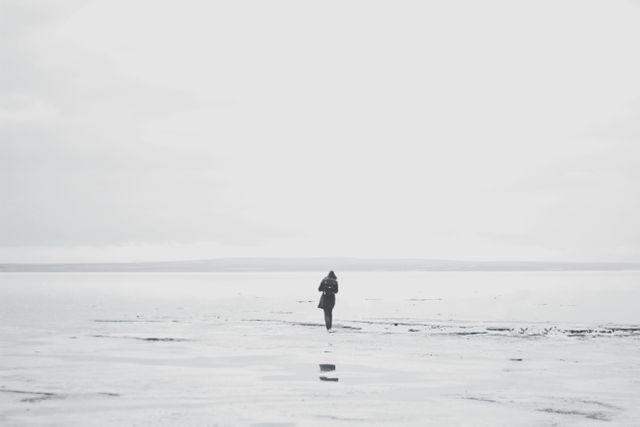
[318,270,339,330]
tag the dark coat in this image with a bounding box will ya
[318,276,338,310]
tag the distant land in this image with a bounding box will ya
[1,258,640,272]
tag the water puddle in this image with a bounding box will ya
[319,364,338,382]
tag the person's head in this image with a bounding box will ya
[328,270,337,279]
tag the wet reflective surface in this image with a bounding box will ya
[2,272,640,426]
[319,364,338,382]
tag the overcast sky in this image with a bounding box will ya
[1,0,640,263]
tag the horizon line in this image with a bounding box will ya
[1,257,640,272]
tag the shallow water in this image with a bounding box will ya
[1,271,639,426]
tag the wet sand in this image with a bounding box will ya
[1,271,639,426]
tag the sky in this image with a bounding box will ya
[1,0,640,263]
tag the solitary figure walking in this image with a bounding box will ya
[318,270,339,330]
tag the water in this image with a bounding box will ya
[1,271,639,425]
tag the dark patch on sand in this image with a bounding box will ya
[136,337,189,342]
[0,388,62,403]
[339,325,362,330]
[91,334,190,342]
[246,318,639,338]
[348,319,466,328]
[1,386,120,403]
[451,331,488,336]
[566,329,596,336]
[462,396,499,403]
[242,319,362,330]
[509,358,524,362]
[93,319,174,323]
[608,326,640,334]
[565,327,640,337]
[562,399,621,410]
[538,407,611,421]
[319,376,339,382]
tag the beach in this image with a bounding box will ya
[1,271,639,426]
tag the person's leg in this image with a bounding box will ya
[324,308,332,330]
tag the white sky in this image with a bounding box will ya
[1,0,640,263]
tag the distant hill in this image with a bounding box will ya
[1,258,639,272]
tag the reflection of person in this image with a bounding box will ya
[318,270,339,330]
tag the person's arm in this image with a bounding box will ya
[318,280,325,292]
[334,281,338,294]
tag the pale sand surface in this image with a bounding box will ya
[1,271,639,426]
